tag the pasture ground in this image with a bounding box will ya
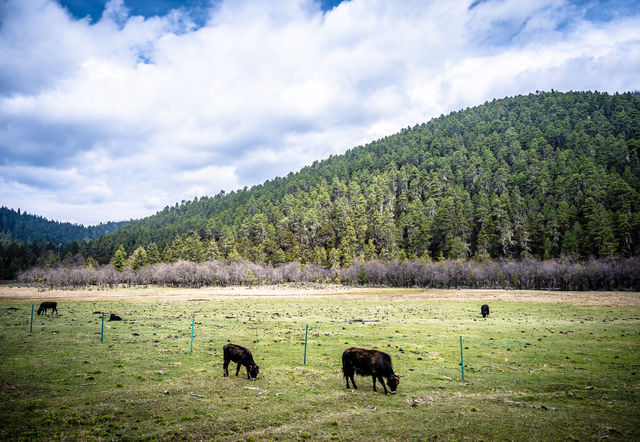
[0,285,638,441]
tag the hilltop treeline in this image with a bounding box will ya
[0,207,128,280]
[4,91,640,281]
[90,91,640,265]
[0,207,128,244]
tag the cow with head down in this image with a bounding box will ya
[223,343,260,380]
[342,347,400,395]
[37,302,58,315]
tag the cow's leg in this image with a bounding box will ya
[223,359,230,376]
[246,365,250,379]
[350,374,357,389]
[379,376,389,394]
[235,362,242,376]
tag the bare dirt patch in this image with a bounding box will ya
[0,284,637,306]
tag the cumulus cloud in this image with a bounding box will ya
[1,0,639,225]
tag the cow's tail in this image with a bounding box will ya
[341,352,350,378]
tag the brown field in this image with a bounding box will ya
[1,283,638,305]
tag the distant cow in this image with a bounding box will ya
[223,343,260,380]
[342,347,400,395]
[481,304,490,318]
[108,314,122,321]
[37,302,58,315]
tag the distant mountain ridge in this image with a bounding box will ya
[0,207,129,245]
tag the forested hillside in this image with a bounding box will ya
[5,91,640,282]
[0,208,128,279]
[87,91,640,266]
[0,207,128,244]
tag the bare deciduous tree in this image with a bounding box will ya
[18,257,640,291]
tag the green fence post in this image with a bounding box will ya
[30,304,34,333]
[190,316,195,353]
[460,336,464,381]
[303,324,309,364]
[101,312,104,343]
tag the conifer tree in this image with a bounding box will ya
[112,245,128,271]
[146,242,161,264]
[130,246,148,270]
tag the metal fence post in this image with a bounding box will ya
[460,336,465,381]
[190,316,195,353]
[303,324,309,364]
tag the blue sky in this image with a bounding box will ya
[1,0,640,225]
[57,0,348,25]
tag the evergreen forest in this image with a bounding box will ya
[0,207,127,279]
[4,91,640,287]
[0,207,127,244]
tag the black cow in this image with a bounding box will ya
[342,347,400,395]
[37,302,58,315]
[223,343,260,380]
[108,314,122,321]
[481,304,490,318]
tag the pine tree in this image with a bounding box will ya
[182,232,205,262]
[130,246,148,270]
[112,245,128,271]
[206,239,220,261]
[339,217,357,267]
[146,242,161,264]
[162,236,183,262]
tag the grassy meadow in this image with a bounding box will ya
[0,287,638,441]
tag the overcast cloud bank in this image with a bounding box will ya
[1,0,639,225]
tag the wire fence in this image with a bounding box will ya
[8,303,640,391]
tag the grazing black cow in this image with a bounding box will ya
[37,302,58,315]
[223,343,259,380]
[481,304,490,318]
[108,314,122,321]
[342,347,400,395]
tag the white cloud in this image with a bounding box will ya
[1,0,639,225]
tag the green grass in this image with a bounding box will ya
[0,294,638,440]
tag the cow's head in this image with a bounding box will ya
[249,364,259,380]
[387,375,400,394]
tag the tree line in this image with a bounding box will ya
[86,91,640,265]
[0,207,128,244]
[3,91,640,281]
[18,257,640,291]
[0,207,127,280]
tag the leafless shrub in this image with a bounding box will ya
[275,262,303,283]
[18,257,640,291]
